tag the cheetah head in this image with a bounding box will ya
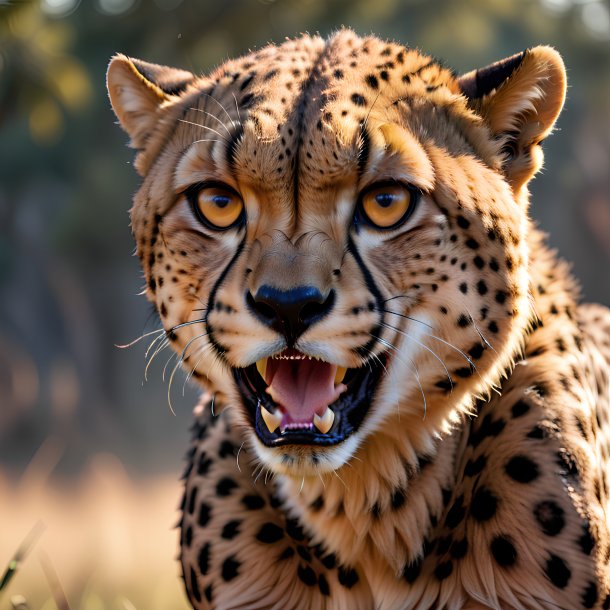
[107,31,566,477]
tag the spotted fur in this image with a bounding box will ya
[107,30,610,609]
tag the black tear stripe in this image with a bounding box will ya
[346,235,386,359]
[357,125,371,179]
[226,121,245,169]
[205,237,247,364]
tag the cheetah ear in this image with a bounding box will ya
[107,54,195,150]
[457,46,567,193]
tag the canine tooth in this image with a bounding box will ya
[313,407,335,434]
[334,366,347,385]
[256,358,268,380]
[260,405,282,433]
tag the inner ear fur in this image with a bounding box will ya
[458,46,567,193]
[106,55,195,152]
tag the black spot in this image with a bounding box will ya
[445,494,466,529]
[221,555,240,581]
[297,545,312,562]
[457,314,469,327]
[490,535,517,567]
[450,538,468,559]
[321,552,337,570]
[365,74,379,89]
[318,573,330,596]
[505,455,539,483]
[442,488,452,507]
[297,564,317,586]
[256,522,284,544]
[379,70,389,80]
[391,487,406,510]
[436,535,452,555]
[197,452,213,475]
[278,546,295,560]
[533,501,564,536]
[403,556,422,582]
[459,282,468,294]
[241,92,254,108]
[469,414,506,447]
[204,583,213,602]
[545,554,571,589]
[221,520,241,540]
[464,455,487,477]
[333,69,344,79]
[198,502,211,527]
[435,378,454,393]
[434,560,453,580]
[579,522,595,555]
[470,486,498,521]
[511,400,530,418]
[456,215,470,229]
[189,566,201,602]
[476,280,488,295]
[473,255,485,269]
[309,496,324,512]
[240,72,255,91]
[338,566,359,589]
[242,494,265,510]
[218,440,235,458]
[216,477,237,497]
[285,518,306,541]
[465,238,479,249]
[187,487,198,514]
[371,502,382,518]
[454,367,474,378]
[198,542,210,575]
[527,425,546,439]
[495,290,507,304]
[148,277,156,292]
[351,93,367,106]
[582,582,598,608]
[468,343,485,359]
[488,321,499,333]
[183,525,193,547]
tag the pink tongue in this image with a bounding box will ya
[265,358,345,423]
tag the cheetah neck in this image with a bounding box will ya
[276,414,465,575]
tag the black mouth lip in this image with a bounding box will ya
[233,353,386,448]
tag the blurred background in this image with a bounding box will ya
[0,0,609,607]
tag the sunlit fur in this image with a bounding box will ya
[108,31,610,610]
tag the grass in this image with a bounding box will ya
[0,455,190,610]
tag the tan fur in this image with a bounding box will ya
[108,30,610,609]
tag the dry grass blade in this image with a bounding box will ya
[0,521,46,593]
[39,550,71,610]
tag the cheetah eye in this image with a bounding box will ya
[359,182,418,230]
[189,183,245,230]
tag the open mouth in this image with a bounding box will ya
[234,349,386,447]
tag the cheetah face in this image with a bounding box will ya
[108,31,565,476]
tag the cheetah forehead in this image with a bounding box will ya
[172,30,468,198]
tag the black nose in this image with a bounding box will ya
[247,285,335,345]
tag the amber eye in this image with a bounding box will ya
[194,185,244,230]
[360,183,416,229]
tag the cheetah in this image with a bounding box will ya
[107,30,610,609]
